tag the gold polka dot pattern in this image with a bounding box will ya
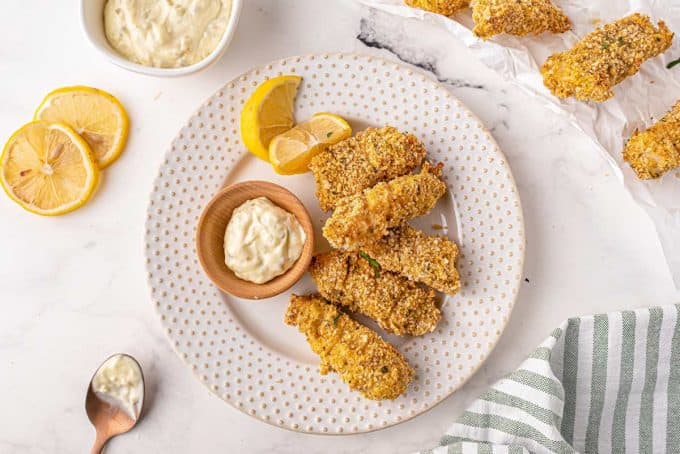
[144,53,525,434]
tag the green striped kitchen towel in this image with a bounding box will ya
[425,305,680,454]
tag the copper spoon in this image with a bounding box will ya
[85,354,145,454]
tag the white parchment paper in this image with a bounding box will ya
[359,0,680,286]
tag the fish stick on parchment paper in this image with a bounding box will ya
[309,250,441,336]
[323,162,446,250]
[405,0,469,16]
[309,126,426,211]
[362,225,461,295]
[284,294,413,400]
[541,13,673,102]
[472,0,571,39]
[624,100,680,179]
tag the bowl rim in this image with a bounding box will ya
[195,180,315,300]
[79,0,243,77]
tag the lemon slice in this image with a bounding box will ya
[0,122,99,216]
[34,86,129,169]
[269,112,352,175]
[240,75,302,162]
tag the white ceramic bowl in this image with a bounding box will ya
[80,0,242,77]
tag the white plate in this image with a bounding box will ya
[144,53,525,434]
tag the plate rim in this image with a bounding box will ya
[144,51,526,435]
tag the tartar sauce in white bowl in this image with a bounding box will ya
[104,0,232,68]
[80,0,242,77]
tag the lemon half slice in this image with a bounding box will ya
[34,86,129,169]
[0,122,99,216]
[269,112,352,175]
[240,75,302,162]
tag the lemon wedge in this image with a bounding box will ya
[240,75,302,162]
[0,122,99,216]
[34,86,129,169]
[269,112,352,175]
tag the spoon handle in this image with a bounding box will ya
[90,430,110,454]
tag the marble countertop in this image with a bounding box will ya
[1,1,678,453]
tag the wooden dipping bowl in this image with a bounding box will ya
[196,181,314,299]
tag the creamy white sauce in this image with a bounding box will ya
[224,197,306,284]
[92,355,143,419]
[103,0,233,68]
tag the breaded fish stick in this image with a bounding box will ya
[310,251,440,336]
[624,100,680,179]
[405,0,469,16]
[362,225,461,295]
[541,13,673,102]
[284,294,413,400]
[472,0,571,39]
[309,126,426,211]
[323,162,446,250]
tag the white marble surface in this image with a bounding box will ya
[1,1,678,453]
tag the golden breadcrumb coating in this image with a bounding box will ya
[405,0,469,16]
[362,225,461,295]
[472,0,571,39]
[323,162,447,250]
[284,294,413,400]
[541,13,673,102]
[309,126,426,211]
[623,100,680,179]
[309,250,441,336]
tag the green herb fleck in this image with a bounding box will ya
[326,131,333,138]
[359,251,381,278]
[333,313,341,326]
[667,57,680,69]
[617,37,626,46]
[380,366,388,373]
[601,42,610,50]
